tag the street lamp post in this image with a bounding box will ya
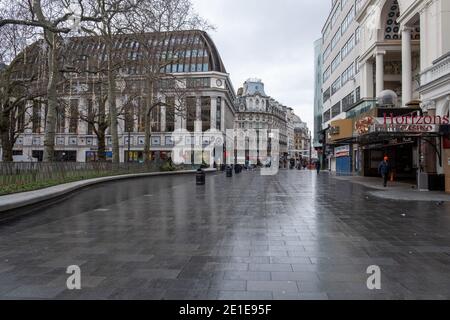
[309,132,312,166]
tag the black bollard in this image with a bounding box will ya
[226,166,233,177]
[196,168,206,185]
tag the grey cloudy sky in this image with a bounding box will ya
[191,0,331,131]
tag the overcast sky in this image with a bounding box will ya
[191,0,331,131]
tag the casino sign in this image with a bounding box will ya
[359,113,449,134]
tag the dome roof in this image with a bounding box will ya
[377,90,398,106]
[243,79,266,96]
[12,30,227,78]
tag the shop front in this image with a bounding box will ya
[355,108,446,188]
[328,119,354,175]
[361,138,417,182]
[335,145,352,174]
[86,151,113,162]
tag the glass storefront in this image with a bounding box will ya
[363,140,417,182]
[86,151,113,162]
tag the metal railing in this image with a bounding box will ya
[0,162,198,195]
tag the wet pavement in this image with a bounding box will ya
[1,170,450,300]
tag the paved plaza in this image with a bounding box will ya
[1,170,450,300]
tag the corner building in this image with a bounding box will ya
[4,30,236,164]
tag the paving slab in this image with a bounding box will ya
[0,171,450,299]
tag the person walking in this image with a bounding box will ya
[378,156,391,187]
[315,160,321,174]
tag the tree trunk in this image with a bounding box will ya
[97,98,107,162]
[42,31,58,162]
[0,111,13,162]
[144,79,153,164]
[97,129,106,162]
[107,41,120,163]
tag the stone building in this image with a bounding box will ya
[234,79,288,165]
[1,30,236,164]
[317,0,450,192]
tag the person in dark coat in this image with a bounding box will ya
[315,160,321,174]
[378,156,391,187]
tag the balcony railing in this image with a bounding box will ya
[420,52,450,87]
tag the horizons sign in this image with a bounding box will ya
[368,113,450,133]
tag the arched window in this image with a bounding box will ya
[383,0,420,40]
[383,0,401,40]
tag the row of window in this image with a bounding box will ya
[331,52,341,73]
[341,6,355,35]
[161,49,208,60]
[26,95,220,135]
[186,77,211,88]
[108,47,208,61]
[64,35,203,53]
[331,28,341,51]
[322,0,362,56]
[236,122,269,129]
[164,63,209,73]
[116,62,209,76]
[341,34,355,60]
[323,28,359,82]
[341,63,355,86]
[323,58,360,102]
[322,86,360,123]
[237,114,272,121]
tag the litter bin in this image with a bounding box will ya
[226,166,233,177]
[428,174,445,191]
[235,164,241,174]
[196,168,206,185]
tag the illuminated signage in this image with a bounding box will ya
[382,113,449,126]
[356,114,447,134]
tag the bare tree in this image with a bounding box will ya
[78,0,141,163]
[0,55,44,161]
[126,0,213,162]
[0,0,100,161]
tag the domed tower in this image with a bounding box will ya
[377,89,398,107]
[243,78,266,96]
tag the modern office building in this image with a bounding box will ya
[313,38,325,167]
[320,0,363,173]
[3,30,237,163]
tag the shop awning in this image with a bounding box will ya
[357,131,441,145]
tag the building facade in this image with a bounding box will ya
[293,119,312,162]
[2,30,237,164]
[234,79,289,165]
[320,0,364,172]
[286,108,296,158]
[313,38,325,167]
[318,0,450,192]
